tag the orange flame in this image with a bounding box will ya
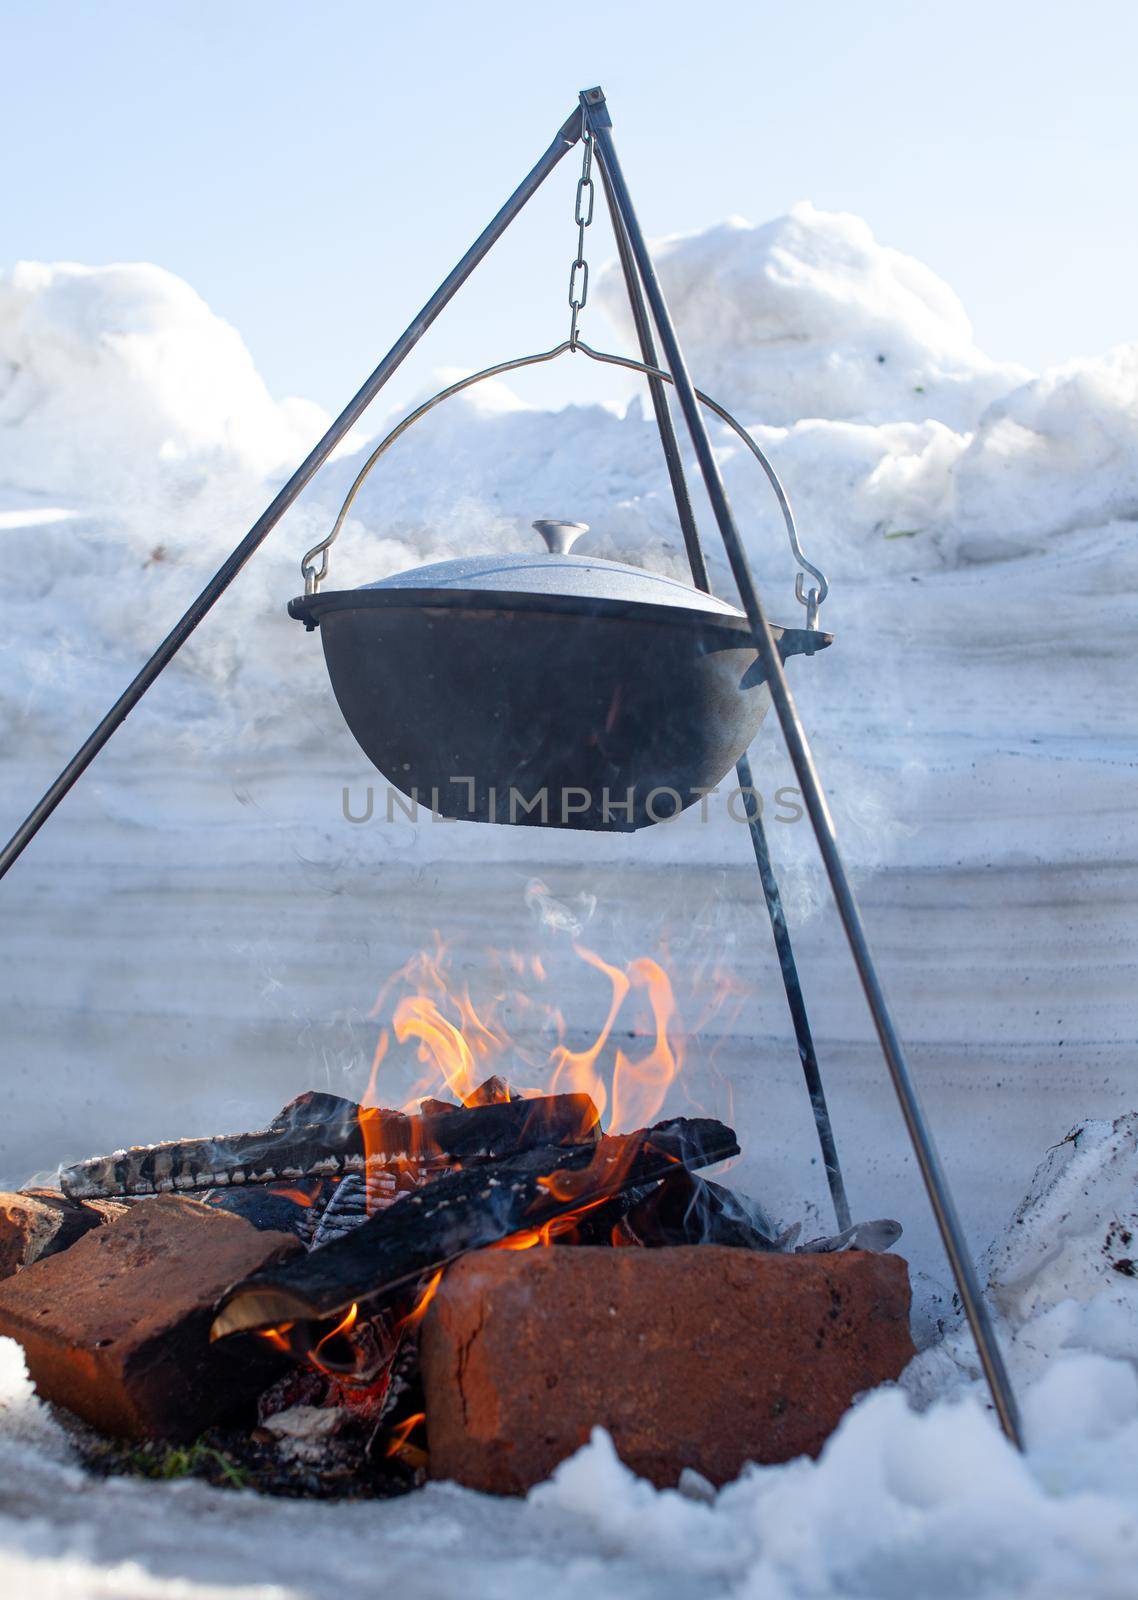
[255,1302,362,1377]
[546,944,628,1124]
[493,1196,610,1252]
[259,1321,295,1354]
[393,995,479,1104]
[384,1410,427,1461]
[359,934,689,1144]
[256,1266,444,1384]
[347,931,720,1243]
[307,1302,360,1376]
[609,957,682,1134]
[394,1268,444,1334]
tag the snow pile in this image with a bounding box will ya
[595,204,1138,579]
[955,342,1138,550]
[910,1114,1138,1399]
[0,261,328,511]
[986,1115,1138,1352]
[2,1122,1137,1598]
[598,201,1030,429]
[534,1381,1138,1599]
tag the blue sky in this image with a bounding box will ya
[3,0,1135,422]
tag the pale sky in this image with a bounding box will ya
[3,0,1135,423]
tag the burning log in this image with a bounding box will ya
[200,1180,333,1242]
[210,1116,739,1339]
[617,1168,785,1251]
[60,1090,600,1201]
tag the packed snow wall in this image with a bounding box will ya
[0,209,1134,1274]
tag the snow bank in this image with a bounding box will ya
[599,202,1030,430]
[0,261,328,510]
[955,342,1138,552]
[908,1115,1138,1400]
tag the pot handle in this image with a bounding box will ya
[532,520,589,555]
[300,340,829,627]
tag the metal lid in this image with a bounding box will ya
[360,521,745,619]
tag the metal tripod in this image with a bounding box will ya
[0,84,1021,1447]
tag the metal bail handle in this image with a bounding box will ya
[300,341,829,625]
[300,110,827,618]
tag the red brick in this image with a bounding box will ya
[420,1245,914,1493]
[0,1190,129,1281]
[0,1194,301,1440]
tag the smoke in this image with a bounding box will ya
[524,878,598,938]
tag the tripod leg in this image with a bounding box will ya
[0,107,584,882]
[597,148,851,1232]
[584,86,1022,1450]
[736,755,852,1231]
[595,158,709,591]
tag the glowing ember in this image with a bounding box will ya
[266,1184,320,1208]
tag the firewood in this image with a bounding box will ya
[200,1181,333,1242]
[210,1116,739,1339]
[618,1169,783,1251]
[60,1092,600,1201]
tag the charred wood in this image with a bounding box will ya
[200,1180,334,1243]
[308,1173,423,1249]
[618,1170,783,1251]
[210,1116,739,1338]
[61,1092,600,1201]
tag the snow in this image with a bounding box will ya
[597,202,1031,430]
[0,261,329,505]
[1,201,1137,1593]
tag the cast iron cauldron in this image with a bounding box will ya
[289,521,829,831]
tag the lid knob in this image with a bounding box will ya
[533,520,588,556]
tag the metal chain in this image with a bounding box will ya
[567,115,594,349]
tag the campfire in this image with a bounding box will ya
[0,938,912,1494]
